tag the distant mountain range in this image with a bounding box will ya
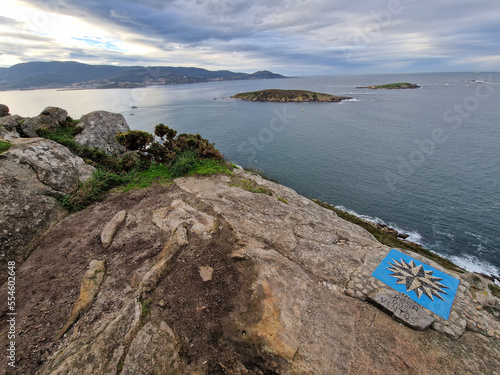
[0,61,286,91]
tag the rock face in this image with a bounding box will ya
[1,169,498,374]
[0,138,94,284]
[19,107,68,137]
[0,104,10,117]
[0,115,24,140]
[74,111,130,154]
[368,289,435,330]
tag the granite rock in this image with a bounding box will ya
[74,111,130,154]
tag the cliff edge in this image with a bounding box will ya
[0,106,499,375]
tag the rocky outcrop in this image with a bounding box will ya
[74,111,130,154]
[56,260,106,340]
[357,82,420,89]
[19,107,68,137]
[0,104,9,117]
[0,137,94,284]
[232,89,352,102]
[1,169,498,374]
[0,115,24,140]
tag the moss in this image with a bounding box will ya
[140,298,152,325]
[0,140,12,154]
[232,179,272,195]
[311,199,464,273]
[488,284,500,299]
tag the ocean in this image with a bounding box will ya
[2,72,499,276]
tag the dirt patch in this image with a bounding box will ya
[0,183,177,374]
[150,209,260,373]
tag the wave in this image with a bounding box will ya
[335,205,499,280]
[335,206,422,243]
[449,254,500,281]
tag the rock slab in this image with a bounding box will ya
[368,288,435,330]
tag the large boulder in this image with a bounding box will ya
[0,104,9,117]
[74,111,130,154]
[19,106,68,137]
[0,114,24,140]
[0,138,94,284]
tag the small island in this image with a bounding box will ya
[357,82,420,89]
[232,89,352,102]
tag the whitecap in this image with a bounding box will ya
[449,254,500,279]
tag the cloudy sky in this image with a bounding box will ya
[2,0,499,75]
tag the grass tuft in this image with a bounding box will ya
[232,179,272,195]
[122,163,173,192]
[0,140,12,154]
[58,169,131,211]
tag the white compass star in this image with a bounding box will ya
[387,258,449,301]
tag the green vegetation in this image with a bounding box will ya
[489,284,500,299]
[232,89,351,102]
[140,298,152,325]
[122,156,232,192]
[277,197,288,204]
[58,169,131,212]
[38,119,231,211]
[232,179,272,195]
[0,140,12,153]
[311,199,464,273]
[359,82,419,89]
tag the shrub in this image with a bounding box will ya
[116,130,153,152]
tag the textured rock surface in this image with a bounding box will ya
[0,138,94,284]
[74,111,130,154]
[368,289,435,330]
[0,170,498,374]
[100,210,127,248]
[56,260,106,339]
[0,104,9,117]
[3,138,94,194]
[0,115,24,140]
[19,107,68,137]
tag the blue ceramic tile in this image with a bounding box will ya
[372,249,460,319]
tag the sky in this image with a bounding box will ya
[1,0,500,76]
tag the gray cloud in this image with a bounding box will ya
[7,0,500,74]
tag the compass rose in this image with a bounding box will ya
[387,258,449,301]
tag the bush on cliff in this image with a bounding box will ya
[115,124,223,166]
[41,121,228,211]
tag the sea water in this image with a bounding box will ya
[3,72,499,276]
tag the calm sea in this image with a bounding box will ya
[3,72,499,276]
